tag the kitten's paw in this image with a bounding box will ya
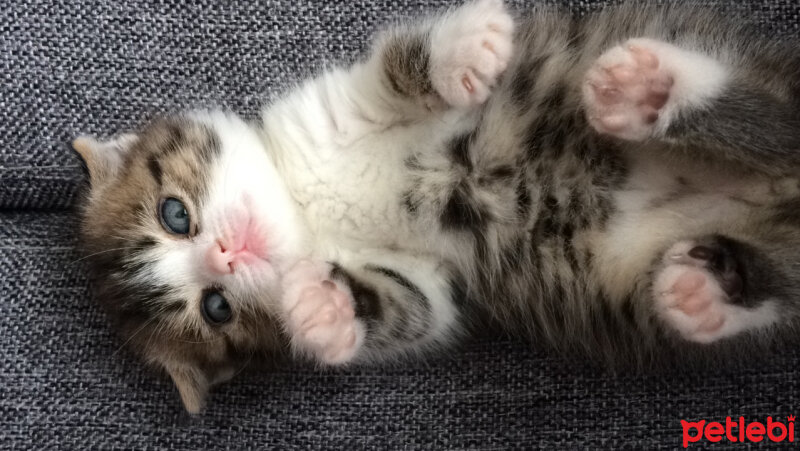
[430,0,514,108]
[584,39,674,141]
[584,38,729,141]
[653,240,777,343]
[281,261,364,365]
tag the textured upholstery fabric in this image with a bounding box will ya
[1,0,799,449]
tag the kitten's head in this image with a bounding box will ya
[73,112,306,412]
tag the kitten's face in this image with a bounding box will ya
[73,112,306,412]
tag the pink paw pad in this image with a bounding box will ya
[661,269,725,335]
[584,40,674,141]
[281,261,363,365]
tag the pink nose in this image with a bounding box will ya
[206,241,235,275]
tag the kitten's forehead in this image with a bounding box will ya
[133,117,221,202]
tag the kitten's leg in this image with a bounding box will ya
[279,256,463,365]
[652,238,781,343]
[267,0,513,146]
[583,38,800,173]
[361,0,514,116]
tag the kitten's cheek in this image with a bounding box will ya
[255,264,280,288]
[230,262,281,294]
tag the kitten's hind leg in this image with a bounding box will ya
[583,38,728,142]
[280,254,464,365]
[653,238,780,343]
[583,38,800,174]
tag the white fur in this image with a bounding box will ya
[195,111,308,281]
[637,38,730,136]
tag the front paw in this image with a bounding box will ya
[281,261,364,365]
[430,0,514,108]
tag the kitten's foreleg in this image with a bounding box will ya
[280,255,463,365]
[583,38,800,174]
[360,0,514,118]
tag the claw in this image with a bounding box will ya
[462,74,475,93]
[628,45,659,69]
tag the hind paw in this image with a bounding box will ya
[654,240,777,343]
[583,38,729,141]
[583,39,674,141]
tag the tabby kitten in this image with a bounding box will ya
[73,0,800,413]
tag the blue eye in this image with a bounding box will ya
[202,291,232,325]
[160,197,190,235]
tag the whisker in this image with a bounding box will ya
[231,348,256,380]
[169,335,227,344]
[69,246,144,265]
[144,316,164,357]
[108,235,147,244]
[109,315,158,359]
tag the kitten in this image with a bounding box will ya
[72,0,800,413]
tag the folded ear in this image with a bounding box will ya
[71,134,138,187]
[166,365,210,414]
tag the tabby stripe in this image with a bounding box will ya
[330,264,383,322]
[364,264,430,310]
[147,159,163,185]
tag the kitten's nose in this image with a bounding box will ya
[206,241,235,275]
[205,234,267,275]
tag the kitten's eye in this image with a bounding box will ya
[201,291,232,325]
[160,197,190,235]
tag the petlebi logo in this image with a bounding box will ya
[681,416,796,448]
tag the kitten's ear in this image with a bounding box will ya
[166,365,209,414]
[71,134,138,186]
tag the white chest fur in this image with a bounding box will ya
[261,77,468,257]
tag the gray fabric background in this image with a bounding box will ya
[1,0,799,449]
